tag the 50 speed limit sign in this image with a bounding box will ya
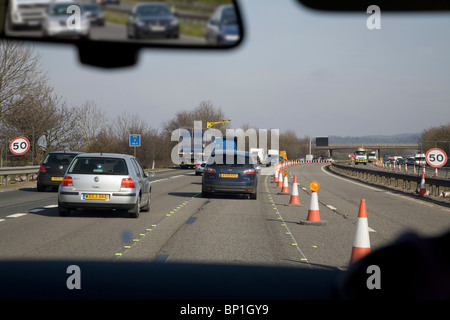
[9,137,30,155]
[425,148,448,168]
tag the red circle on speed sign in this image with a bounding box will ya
[425,148,447,168]
[9,137,30,155]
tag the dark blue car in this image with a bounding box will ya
[127,3,179,39]
[205,5,240,46]
[202,150,259,199]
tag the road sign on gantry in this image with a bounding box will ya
[9,137,30,155]
[425,148,447,168]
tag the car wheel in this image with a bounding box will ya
[202,190,210,198]
[129,195,141,218]
[36,183,45,192]
[141,193,150,212]
[195,172,201,176]
[250,191,257,200]
[58,201,70,216]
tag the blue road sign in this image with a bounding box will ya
[129,134,141,147]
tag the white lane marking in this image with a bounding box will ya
[0,219,5,222]
[326,205,337,211]
[44,204,58,208]
[368,227,376,232]
[6,213,27,218]
[28,208,44,213]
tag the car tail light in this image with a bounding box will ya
[121,178,135,189]
[39,165,46,173]
[204,168,216,173]
[62,176,73,187]
[243,169,256,174]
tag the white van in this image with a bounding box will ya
[414,153,426,166]
[7,0,53,30]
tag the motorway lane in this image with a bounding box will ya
[0,168,195,260]
[1,163,449,271]
[274,163,450,269]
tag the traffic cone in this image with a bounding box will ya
[349,199,371,265]
[287,175,300,206]
[277,172,283,188]
[273,169,279,183]
[300,189,326,225]
[434,168,438,177]
[418,171,428,196]
[279,174,290,194]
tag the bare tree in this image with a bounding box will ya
[162,100,230,137]
[420,123,450,154]
[73,100,107,152]
[0,40,48,124]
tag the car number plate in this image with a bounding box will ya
[51,177,63,181]
[151,25,165,31]
[220,173,238,178]
[83,194,109,200]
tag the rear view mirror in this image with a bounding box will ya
[1,0,244,68]
[297,0,450,11]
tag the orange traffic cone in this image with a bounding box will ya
[273,169,279,183]
[287,175,300,206]
[279,174,290,194]
[276,172,283,188]
[300,186,326,225]
[418,171,428,196]
[349,199,371,265]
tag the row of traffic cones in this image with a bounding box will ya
[271,165,371,265]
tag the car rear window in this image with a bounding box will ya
[43,153,78,166]
[68,157,128,175]
[207,154,253,166]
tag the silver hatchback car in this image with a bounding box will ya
[58,153,154,218]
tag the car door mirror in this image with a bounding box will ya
[145,171,156,178]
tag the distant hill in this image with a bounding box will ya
[329,133,420,145]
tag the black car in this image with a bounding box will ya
[126,3,179,39]
[82,3,105,26]
[205,5,240,46]
[202,151,258,199]
[36,151,83,191]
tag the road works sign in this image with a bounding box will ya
[425,148,447,168]
[9,137,30,155]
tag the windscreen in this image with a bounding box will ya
[43,153,78,165]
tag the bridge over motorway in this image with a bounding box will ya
[315,144,420,157]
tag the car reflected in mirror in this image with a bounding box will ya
[3,0,243,48]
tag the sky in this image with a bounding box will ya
[31,0,450,138]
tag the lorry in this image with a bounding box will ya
[250,148,265,165]
[7,0,52,30]
[368,151,377,163]
[177,128,206,169]
[354,146,367,165]
[267,149,279,166]
[213,136,238,152]
[414,153,426,166]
